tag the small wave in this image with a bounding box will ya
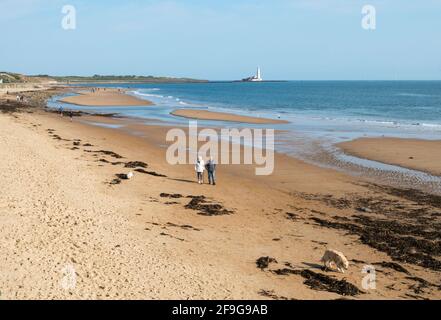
[361,119,398,126]
[330,117,441,131]
[396,92,433,98]
[132,91,164,98]
[419,123,441,129]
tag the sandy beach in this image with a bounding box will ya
[1,90,441,300]
[171,109,289,124]
[59,89,153,106]
[338,137,441,177]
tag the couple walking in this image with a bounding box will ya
[195,156,216,185]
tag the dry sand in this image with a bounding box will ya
[59,89,152,107]
[1,94,441,300]
[0,83,54,98]
[338,137,441,176]
[171,109,289,124]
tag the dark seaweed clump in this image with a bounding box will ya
[115,173,132,180]
[256,256,277,270]
[300,270,363,296]
[160,193,183,199]
[98,159,124,166]
[271,267,362,296]
[267,262,363,296]
[109,178,121,185]
[405,276,441,294]
[286,212,299,220]
[374,261,410,275]
[297,193,352,209]
[135,168,167,177]
[258,290,293,300]
[185,196,234,216]
[125,161,148,168]
[0,100,23,113]
[374,185,441,209]
[85,149,123,159]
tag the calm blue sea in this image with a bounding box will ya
[127,81,441,125]
[53,81,441,139]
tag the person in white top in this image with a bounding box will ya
[195,156,205,184]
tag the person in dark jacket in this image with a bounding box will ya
[205,156,216,185]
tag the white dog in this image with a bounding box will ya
[321,249,349,273]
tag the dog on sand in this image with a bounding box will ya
[321,249,349,273]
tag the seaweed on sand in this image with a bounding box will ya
[258,290,293,300]
[371,184,441,209]
[109,178,121,185]
[115,173,133,180]
[373,261,410,275]
[286,212,300,220]
[98,159,124,166]
[184,196,234,216]
[295,188,440,219]
[134,168,167,177]
[96,150,124,159]
[0,101,23,113]
[299,270,363,296]
[405,276,441,294]
[85,149,124,159]
[296,186,441,272]
[311,216,441,271]
[295,193,351,210]
[160,193,183,198]
[256,257,277,270]
[269,265,363,296]
[125,161,148,168]
[165,222,201,231]
[272,268,299,276]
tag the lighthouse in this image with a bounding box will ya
[242,67,263,82]
[256,67,262,81]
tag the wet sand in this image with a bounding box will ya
[59,89,153,107]
[338,137,441,177]
[1,94,441,300]
[171,109,289,124]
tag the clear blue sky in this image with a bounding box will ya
[1,0,440,80]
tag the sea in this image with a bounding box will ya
[48,81,441,192]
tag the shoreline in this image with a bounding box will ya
[171,109,289,124]
[45,93,441,194]
[59,88,153,107]
[338,137,441,177]
[1,90,441,299]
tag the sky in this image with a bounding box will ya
[1,0,440,80]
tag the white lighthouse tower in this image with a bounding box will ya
[241,66,263,82]
[250,67,262,82]
[255,67,262,81]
